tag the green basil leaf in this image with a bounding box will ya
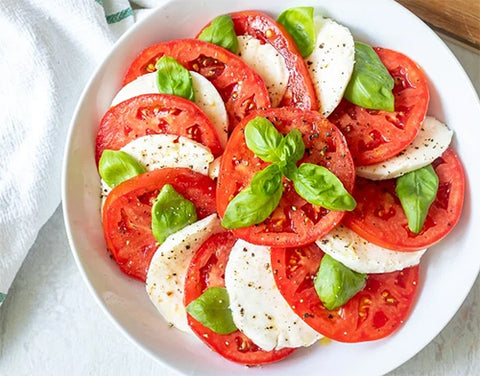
[344,42,394,111]
[151,184,197,244]
[292,163,356,211]
[198,15,239,54]
[99,150,146,188]
[186,287,237,334]
[155,56,195,101]
[244,117,284,163]
[277,7,316,57]
[279,129,305,165]
[395,165,439,234]
[221,164,283,229]
[314,254,367,310]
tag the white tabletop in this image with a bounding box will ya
[0,40,478,376]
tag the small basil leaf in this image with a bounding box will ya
[155,56,195,101]
[151,184,197,244]
[279,129,305,165]
[396,165,439,234]
[344,42,394,111]
[99,150,146,188]
[277,7,316,57]
[292,163,356,211]
[186,287,237,334]
[244,117,283,163]
[198,15,239,54]
[314,254,367,310]
[250,164,283,196]
[221,165,283,229]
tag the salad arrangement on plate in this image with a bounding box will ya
[95,6,464,366]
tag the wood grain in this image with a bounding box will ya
[396,0,480,51]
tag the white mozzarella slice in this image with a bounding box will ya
[225,239,321,351]
[305,17,355,117]
[111,71,228,148]
[190,71,228,148]
[146,214,223,332]
[356,116,453,180]
[111,73,158,107]
[237,35,289,107]
[100,134,214,204]
[316,225,426,274]
[208,156,221,180]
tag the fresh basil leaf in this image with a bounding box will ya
[221,164,283,229]
[198,15,239,54]
[99,150,146,188]
[186,287,237,334]
[292,163,356,211]
[314,254,367,310]
[396,165,439,234]
[279,129,305,165]
[250,164,283,196]
[344,42,394,111]
[244,117,283,163]
[151,184,197,244]
[277,7,316,57]
[155,56,195,101]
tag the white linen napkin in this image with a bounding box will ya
[0,0,165,306]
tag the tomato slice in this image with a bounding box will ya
[184,231,295,365]
[197,11,318,110]
[102,168,216,281]
[344,148,465,251]
[95,93,222,164]
[271,243,419,342]
[216,108,356,247]
[329,47,429,166]
[122,39,271,130]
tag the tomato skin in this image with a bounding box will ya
[95,94,222,164]
[271,243,419,342]
[122,39,271,130]
[345,148,465,251]
[102,168,216,281]
[184,232,295,365]
[207,11,318,110]
[216,108,355,247]
[329,47,429,166]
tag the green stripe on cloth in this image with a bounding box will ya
[0,292,6,304]
[106,8,133,24]
[94,0,103,5]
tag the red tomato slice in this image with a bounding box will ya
[95,94,222,164]
[216,108,356,247]
[344,148,465,251]
[102,168,216,281]
[122,39,271,130]
[184,231,294,365]
[196,11,318,110]
[329,47,429,166]
[271,243,419,342]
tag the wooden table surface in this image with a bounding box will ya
[397,0,480,51]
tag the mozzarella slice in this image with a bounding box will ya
[146,214,223,332]
[111,71,228,148]
[208,156,221,180]
[305,17,355,117]
[356,116,453,180]
[237,35,289,107]
[316,225,426,274]
[100,134,214,203]
[111,72,158,106]
[225,239,321,351]
[190,71,228,148]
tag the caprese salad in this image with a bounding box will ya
[95,6,464,366]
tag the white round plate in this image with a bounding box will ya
[62,0,480,375]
